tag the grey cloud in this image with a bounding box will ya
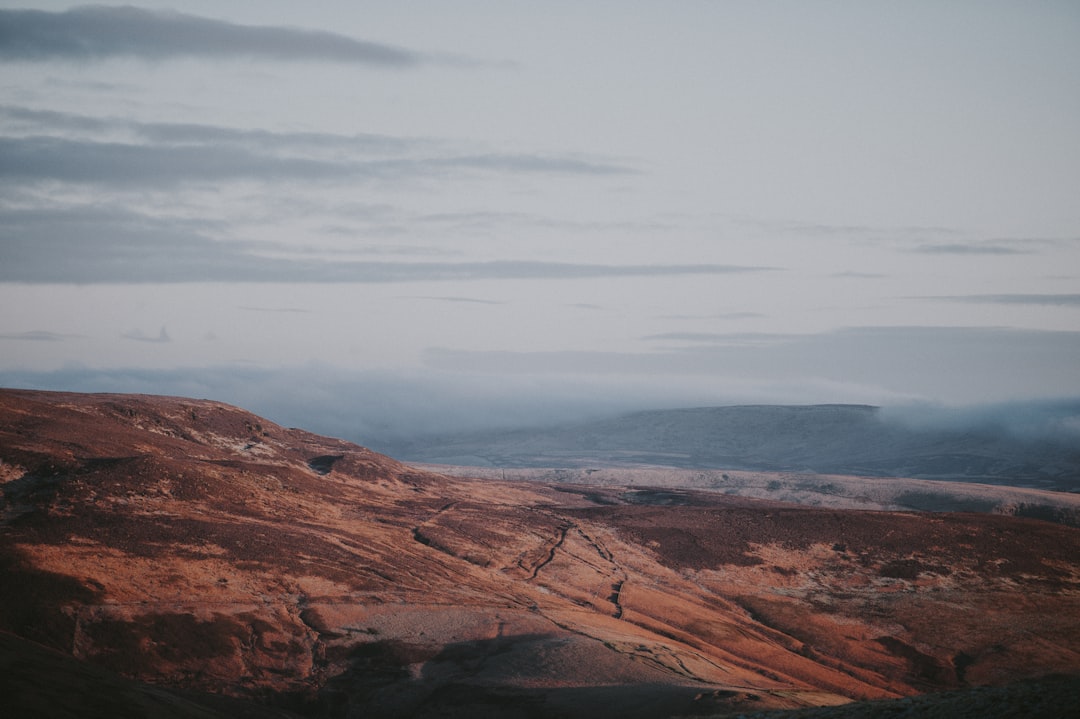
[642,332,784,343]
[0,206,775,283]
[0,106,636,191]
[42,75,135,93]
[238,306,311,314]
[731,216,876,238]
[419,211,542,226]
[0,204,253,282]
[832,271,889,279]
[121,327,170,343]
[433,154,634,176]
[0,330,78,341]
[320,207,668,249]
[0,136,357,186]
[409,296,506,305]
[348,245,464,258]
[0,203,223,231]
[657,312,765,320]
[132,122,415,156]
[0,104,112,133]
[0,6,423,66]
[926,294,1080,307]
[911,243,1032,255]
[320,262,772,283]
[732,215,961,242]
[417,211,669,234]
[0,135,632,188]
[308,234,463,257]
[0,105,419,156]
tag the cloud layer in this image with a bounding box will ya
[0,200,774,284]
[930,294,1080,307]
[0,103,633,194]
[0,6,423,65]
[0,103,648,283]
[1,4,1076,420]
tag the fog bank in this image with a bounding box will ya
[2,365,1077,452]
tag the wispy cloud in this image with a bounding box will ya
[730,215,961,242]
[409,296,506,305]
[416,210,670,235]
[430,153,632,176]
[0,109,634,187]
[237,306,311,314]
[924,294,1080,307]
[910,242,1034,255]
[121,327,170,343]
[0,204,776,283]
[0,104,641,283]
[0,105,418,156]
[656,312,765,320]
[0,203,244,282]
[0,6,427,66]
[642,331,785,344]
[831,271,889,279]
[0,136,359,186]
[0,330,79,341]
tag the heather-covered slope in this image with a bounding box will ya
[2,389,1079,718]
[424,465,1080,527]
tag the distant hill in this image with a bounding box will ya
[378,404,1080,491]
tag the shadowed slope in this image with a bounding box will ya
[0,630,301,719]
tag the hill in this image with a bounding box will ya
[418,464,1080,527]
[377,404,1080,490]
[2,389,1079,717]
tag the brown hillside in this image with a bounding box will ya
[2,389,1079,718]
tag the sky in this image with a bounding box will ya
[1,2,1079,444]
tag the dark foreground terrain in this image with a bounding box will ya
[2,389,1079,718]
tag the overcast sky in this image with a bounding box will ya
[1,2,1078,443]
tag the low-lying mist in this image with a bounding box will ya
[880,399,1080,445]
[2,364,1078,450]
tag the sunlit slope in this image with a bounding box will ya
[2,389,1079,718]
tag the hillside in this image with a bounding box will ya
[377,404,1080,490]
[420,464,1080,528]
[2,389,1080,718]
